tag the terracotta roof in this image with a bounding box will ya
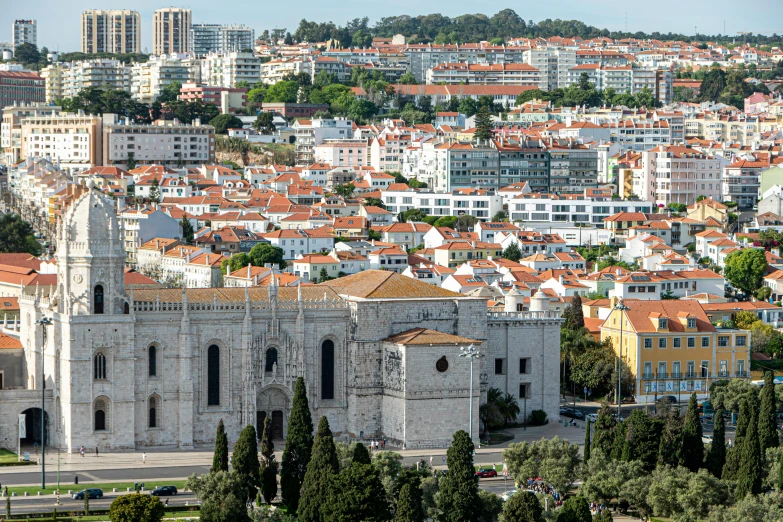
[132,286,342,304]
[321,270,463,299]
[383,327,480,345]
[611,300,715,333]
[0,332,23,349]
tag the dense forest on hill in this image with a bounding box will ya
[278,9,781,48]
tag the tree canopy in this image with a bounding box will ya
[0,213,41,256]
[724,248,767,295]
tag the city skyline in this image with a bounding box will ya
[1,0,779,52]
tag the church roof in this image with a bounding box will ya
[320,270,463,299]
[131,285,342,304]
[383,327,480,346]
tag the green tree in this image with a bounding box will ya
[259,417,278,504]
[248,243,287,269]
[323,451,391,522]
[253,112,276,135]
[398,72,418,85]
[500,490,542,522]
[473,105,493,141]
[502,242,522,262]
[266,81,299,103]
[108,493,165,522]
[477,489,503,522]
[281,377,314,511]
[724,248,767,295]
[706,409,726,478]
[334,183,355,198]
[735,407,762,500]
[503,436,580,495]
[187,470,250,522]
[582,450,645,506]
[680,393,705,472]
[0,213,41,255]
[233,424,261,505]
[209,114,244,135]
[759,371,779,452]
[13,43,40,65]
[622,410,663,471]
[213,419,229,472]
[455,214,478,232]
[563,294,585,331]
[298,416,339,522]
[149,178,161,203]
[126,152,137,170]
[395,482,425,522]
[778,451,783,490]
[592,404,616,456]
[584,419,592,462]
[438,430,479,522]
[180,216,194,244]
[556,496,591,522]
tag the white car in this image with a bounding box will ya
[586,413,599,423]
[501,490,517,501]
[702,435,714,444]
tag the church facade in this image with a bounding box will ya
[7,187,561,452]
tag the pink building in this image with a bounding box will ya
[179,83,247,112]
[313,139,369,167]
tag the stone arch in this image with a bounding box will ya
[203,339,227,407]
[93,396,111,431]
[93,284,105,314]
[256,385,292,440]
[148,394,161,429]
[264,347,278,373]
[93,350,108,380]
[148,344,159,377]
[319,336,337,401]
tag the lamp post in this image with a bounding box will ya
[459,344,482,443]
[37,316,52,490]
[613,300,630,419]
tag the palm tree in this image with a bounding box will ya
[499,393,521,425]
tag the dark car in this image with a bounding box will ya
[475,467,498,478]
[657,395,678,404]
[72,488,103,500]
[151,485,178,496]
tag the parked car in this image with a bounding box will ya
[150,485,178,496]
[586,413,599,423]
[561,408,584,419]
[702,435,714,444]
[501,490,517,501]
[72,489,103,500]
[657,395,677,404]
[559,407,571,416]
[571,409,584,419]
[475,467,498,478]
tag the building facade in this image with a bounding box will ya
[12,20,37,48]
[0,72,45,109]
[153,8,191,55]
[81,10,141,54]
[191,24,255,56]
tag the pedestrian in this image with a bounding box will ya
[80,446,85,457]
[429,456,433,467]
[165,498,169,507]
[142,452,146,464]
[95,447,99,458]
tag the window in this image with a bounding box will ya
[643,362,652,378]
[519,383,528,399]
[94,353,106,380]
[94,285,104,314]
[659,338,667,348]
[738,360,745,375]
[148,346,157,376]
[672,362,681,378]
[687,361,695,376]
[701,337,709,347]
[719,360,728,376]
[736,336,746,346]
[207,345,220,406]
[265,348,278,373]
[495,358,506,375]
[673,337,681,348]
[701,361,709,377]
[94,398,107,431]
[519,358,529,374]
[149,396,158,428]
[321,340,335,400]
[687,318,696,328]
[659,318,668,329]
[658,362,667,377]
[687,337,695,348]
[644,338,652,349]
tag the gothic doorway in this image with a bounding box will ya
[271,411,284,440]
[256,386,290,441]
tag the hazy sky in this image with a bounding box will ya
[2,0,778,52]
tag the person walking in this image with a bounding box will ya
[142,452,146,464]
[80,446,85,458]
[95,447,99,458]
[165,498,169,507]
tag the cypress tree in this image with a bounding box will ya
[232,424,260,505]
[592,403,616,456]
[213,419,229,472]
[657,410,682,468]
[778,451,783,490]
[706,409,726,478]
[584,419,591,463]
[759,370,779,452]
[395,482,425,522]
[298,416,339,522]
[259,417,278,504]
[324,452,391,522]
[680,393,704,472]
[437,430,480,522]
[564,295,585,331]
[352,440,371,465]
[281,377,314,511]
[724,397,752,480]
[734,408,762,500]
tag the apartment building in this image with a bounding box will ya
[294,118,354,166]
[153,8,191,55]
[684,113,760,145]
[642,146,727,206]
[41,60,132,102]
[191,24,255,56]
[200,52,262,88]
[722,159,767,209]
[382,187,503,220]
[601,299,750,403]
[120,207,182,263]
[370,135,410,173]
[260,58,313,85]
[403,44,527,83]
[314,139,369,167]
[607,120,671,151]
[102,116,215,168]
[508,194,652,226]
[1,103,60,164]
[131,54,201,104]
[179,84,247,112]
[522,48,576,91]
[81,10,141,54]
[12,20,36,48]
[0,71,45,109]
[20,112,103,172]
[426,63,541,87]
[548,145,599,194]
[494,139,551,192]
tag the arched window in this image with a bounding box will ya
[207,345,220,406]
[149,346,157,377]
[321,340,334,400]
[148,396,158,428]
[94,353,106,380]
[94,398,107,431]
[124,302,130,314]
[94,285,104,314]
[265,348,278,373]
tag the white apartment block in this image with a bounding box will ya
[294,118,354,166]
[41,60,132,102]
[722,159,767,209]
[102,115,215,167]
[684,113,761,145]
[607,120,671,151]
[152,8,191,55]
[131,55,201,104]
[370,136,410,173]
[12,20,36,48]
[382,188,504,221]
[81,10,141,54]
[201,52,262,88]
[191,24,255,56]
[522,48,575,91]
[425,63,541,87]
[507,194,653,226]
[260,58,313,85]
[642,146,727,206]
[403,44,528,83]
[314,139,369,168]
[565,65,673,105]
[120,208,182,263]
[20,112,103,173]
[1,103,61,165]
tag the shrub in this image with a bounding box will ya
[528,410,548,426]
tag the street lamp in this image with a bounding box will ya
[459,344,482,443]
[613,300,630,418]
[37,316,52,490]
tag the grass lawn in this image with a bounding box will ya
[0,448,21,464]
[6,479,189,497]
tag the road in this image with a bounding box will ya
[6,490,198,515]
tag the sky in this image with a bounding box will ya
[1,0,779,52]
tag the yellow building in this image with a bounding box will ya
[433,241,504,268]
[600,298,750,403]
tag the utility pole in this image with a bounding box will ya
[459,344,482,443]
[613,301,630,418]
[37,317,52,490]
